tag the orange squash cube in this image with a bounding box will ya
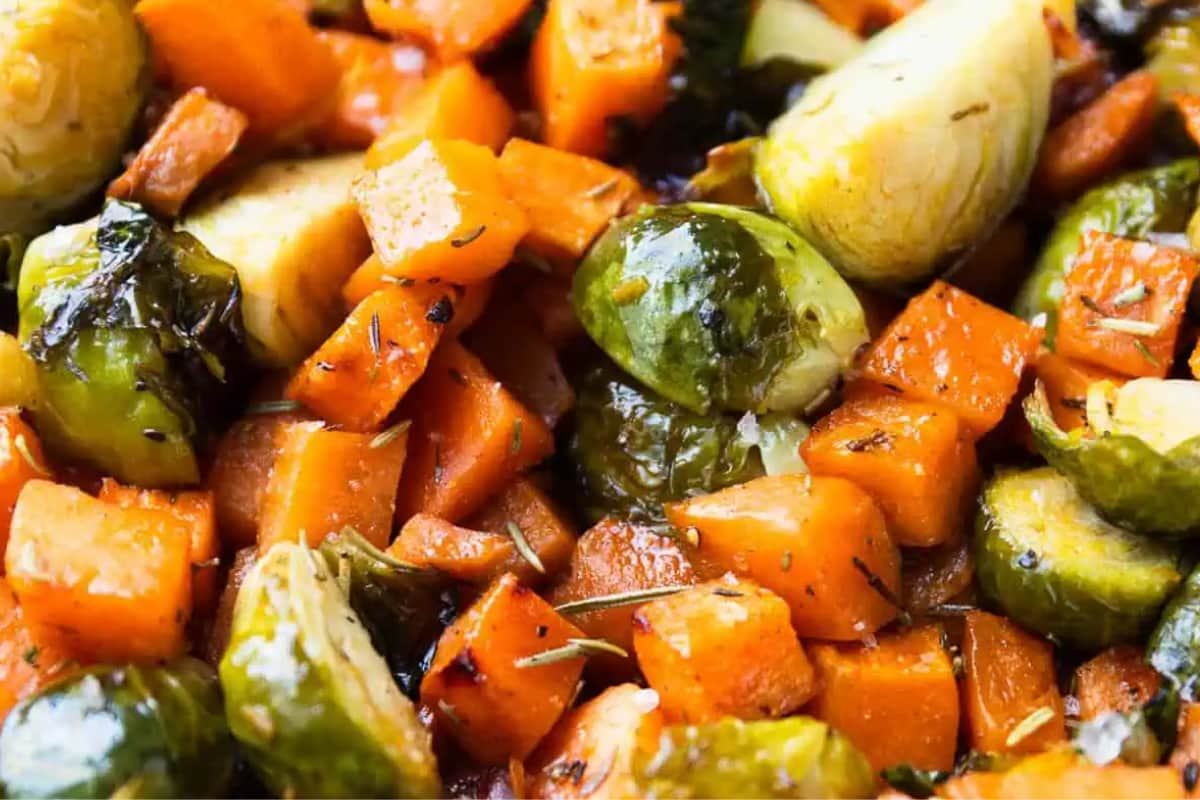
[941,750,1185,799]
[467,479,576,579]
[0,411,48,559]
[0,578,73,720]
[1170,703,1200,798]
[364,0,533,62]
[1072,645,1162,722]
[421,573,586,764]
[1033,350,1126,433]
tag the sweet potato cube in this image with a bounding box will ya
[5,481,192,662]
[0,411,48,558]
[421,573,586,764]
[632,577,815,724]
[467,479,576,579]
[389,514,515,584]
[1072,645,1162,722]
[962,610,1067,755]
[856,281,1043,439]
[365,62,514,168]
[0,578,72,719]
[807,625,959,771]
[666,474,901,641]
[531,0,678,156]
[1033,350,1126,433]
[287,284,454,431]
[258,421,407,552]
[355,139,529,284]
[364,0,533,62]
[203,547,256,667]
[801,396,980,547]
[395,341,554,523]
[942,750,1185,799]
[1170,703,1200,798]
[1056,231,1198,378]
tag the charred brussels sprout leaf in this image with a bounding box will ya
[1013,160,1200,345]
[756,0,1053,285]
[317,528,455,698]
[1148,562,1200,699]
[17,200,248,486]
[574,204,867,415]
[568,363,808,525]
[633,716,876,798]
[221,542,441,799]
[0,659,235,799]
[974,466,1183,651]
[1026,380,1200,536]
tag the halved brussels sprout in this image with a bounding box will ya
[1013,160,1200,345]
[1026,380,1200,536]
[1147,17,1200,103]
[221,542,441,799]
[17,200,248,486]
[568,362,809,525]
[1148,561,1200,699]
[0,659,235,799]
[0,0,146,235]
[574,203,867,415]
[755,0,1053,285]
[633,716,875,799]
[741,0,863,72]
[316,528,455,698]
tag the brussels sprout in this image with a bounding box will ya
[568,362,809,525]
[316,528,455,698]
[1148,561,1200,699]
[974,466,1183,651]
[221,542,441,798]
[1147,17,1200,103]
[633,716,876,799]
[741,0,863,72]
[1013,160,1200,345]
[1073,710,1163,767]
[0,0,146,235]
[1025,380,1200,536]
[755,0,1053,286]
[574,203,867,415]
[17,200,248,486]
[0,659,235,799]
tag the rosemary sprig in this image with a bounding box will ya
[246,399,302,415]
[370,420,411,449]
[1096,317,1161,337]
[507,520,546,574]
[554,586,689,615]
[1006,706,1056,748]
[514,638,629,669]
[14,434,49,475]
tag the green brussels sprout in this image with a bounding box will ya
[574,203,867,415]
[316,528,455,698]
[633,716,876,799]
[221,542,441,799]
[0,0,146,235]
[1147,16,1200,104]
[568,362,809,525]
[755,0,1053,285]
[17,200,248,487]
[974,466,1183,651]
[0,659,235,799]
[1013,160,1200,345]
[1025,380,1200,536]
[741,0,863,72]
[1148,561,1200,699]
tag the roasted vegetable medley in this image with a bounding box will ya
[7,0,1200,798]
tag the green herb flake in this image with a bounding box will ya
[610,276,650,306]
[509,418,523,456]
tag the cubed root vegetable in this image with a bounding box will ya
[806,625,959,771]
[135,0,340,137]
[937,749,1185,799]
[203,547,255,667]
[1169,703,1200,798]
[632,577,815,724]
[0,411,48,558]
[902,538,974,614]
[286,283,455,432]
[854,281,1043,440]
[1035,71,1158,199]
[962,610,1066,756]
[1032,350,1126,433]
[1071,645,1163,721]
[801,395,979,547]
[365,62,514,168]
[107,88,247,217]
[666,474,901,641]
[395,341,554,523]
[98,480,220,615]
[0,577,72,720]
[355,139,530,284]
[257,421,408,552]
[525,683,665,799]
[364,0,533,61]
[1056,231,1199,379]
[389,514,530,585]
[531,0,678,156]
[466,479,576,579]
[421,573,586,764]
[5,480,192,663]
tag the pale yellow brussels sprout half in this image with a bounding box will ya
[0,0,146,235]
[756,0,1054,285]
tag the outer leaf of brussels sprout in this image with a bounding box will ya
[317,529,455,698]
[0,659,235,799]
[574,203,867,415]
[17,201,248,486]
[1148,563,1200,699]
[756,0,1053,285]
[1025,384,1200,536]
[568,363,808,526]
[633,716,876,799]
[221,542,441,799]
[1013,160,1200,345]
[1147,18,1200,103]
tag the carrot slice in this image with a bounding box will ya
[1072,645,1162,722]
[0,578,73,720]
[1032,350,1126,432]
[364,0,533,61]
[5,480,192,663]
[0,411,49,560]
[1056,231,1198,378]
[108,88,247,217]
